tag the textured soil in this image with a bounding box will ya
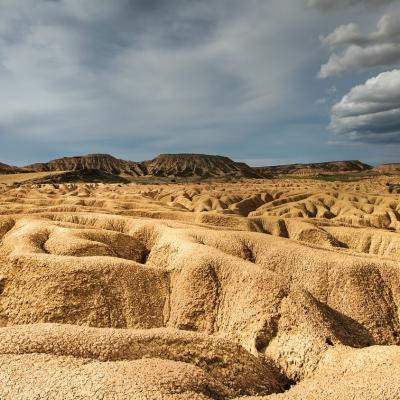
[0,176,400,399]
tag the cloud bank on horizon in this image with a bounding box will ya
[0,0,399,165]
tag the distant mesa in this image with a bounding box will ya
[143,153,263,178]
[1,154,398,184]
[22,153,264,180]
[255,160,372,176]
[25,154,145,177]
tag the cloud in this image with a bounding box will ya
[319,43,400,78]
[321,13,400,47]
[320,24,365,47]
[0,0,319,162]
[319,13,400,77]
[2,0,398,164]
[330,69,400,142]
[306,0,395,10]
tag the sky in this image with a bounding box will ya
[0,0,400,166]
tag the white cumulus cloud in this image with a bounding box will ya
[330,69,400,142]
[319,13,400,77]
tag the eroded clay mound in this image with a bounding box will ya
[0,177,399,398]
[0,324,283,398]
[241,345,400,400]
[1,354,226,399]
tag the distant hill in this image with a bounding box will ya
[143,154,263,178]
[7,154,380,183]
[255,160,372,176]
[373,164,400,174]
[0,162,27,174]
[25,154,145,176]
[22,153,263,181]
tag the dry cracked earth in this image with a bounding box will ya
[1,176,400,399]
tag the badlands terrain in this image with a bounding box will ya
[1,154,400,399]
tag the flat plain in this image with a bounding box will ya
[1,174,400,399]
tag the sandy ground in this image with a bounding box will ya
[0,170,64,184]
[1,176,400,399]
